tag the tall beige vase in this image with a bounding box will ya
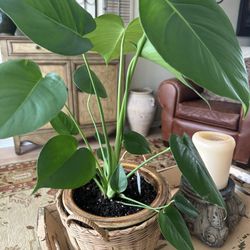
[127,88,156,136]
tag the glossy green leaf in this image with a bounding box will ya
[33,135,96,193]
[158,205,194,250]
[73,65,107,98]
[110,165,128,193]
[125,18,144,53]
[141,39,211,107]
[0,60,67,138]
[173,193,199,219]
[123,131,151,155]
[140,0,250,114]
[170,134,225,208]
[0,0,95,55]
[87,15,143,63]
[50,111,78,136]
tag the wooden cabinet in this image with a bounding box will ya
[0,36,118,154]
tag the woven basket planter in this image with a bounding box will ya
[56,163,169,250]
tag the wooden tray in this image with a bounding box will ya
[37,204,74,250]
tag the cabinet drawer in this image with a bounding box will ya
[8,41,50,55]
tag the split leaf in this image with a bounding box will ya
[0,0,95,55]
[140,0,250,114]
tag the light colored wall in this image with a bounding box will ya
[131,0,250,93]
[221,0,250,46]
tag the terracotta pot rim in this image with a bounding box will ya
[62,163,169,229]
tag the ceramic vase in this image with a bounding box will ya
[127,88,156,136]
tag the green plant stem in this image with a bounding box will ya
[64,104,103,177]
[161,200,176,213]
[82,54,113,175]
[118,198,173,212]
[86,95,108,185]
[114,59,134,159]
[87,95,106,164]
[121,36,147,126]
[65,104,90,148]
[118,200,158,211]
[127,147,171,178]
[119,194,161,213]
[94,177,106,195]
[116,34,125,127]
[114,35,147,160]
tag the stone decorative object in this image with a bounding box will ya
[0,11,16,35]
[127,88,156,136]
[179,177,246,247]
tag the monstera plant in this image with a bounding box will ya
[0,0,249,249]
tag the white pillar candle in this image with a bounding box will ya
[192,131,236,190]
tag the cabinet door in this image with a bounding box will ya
[72,62,119,126]
[37,61,72,129]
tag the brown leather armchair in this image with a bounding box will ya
[158,60,250,165]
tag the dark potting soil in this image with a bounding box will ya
[73,174,157,217]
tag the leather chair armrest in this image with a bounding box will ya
[157,79,203,142]
[234,109,250,164]
[239,109,250,132]
[157,79,203,110]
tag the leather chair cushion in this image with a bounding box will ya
[176,100,242,130]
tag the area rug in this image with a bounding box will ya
[0,138,175,250]
[0,138,175,197]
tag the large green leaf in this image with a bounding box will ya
[173,193,199,219]
[123,131,151,155]
[50,111,78,136]
[158,205,194,250]
[139,0,250,114]
[0,60,67,138]
[141,39,211,107]
[125,18,144,53]
[87,15,143,63]
[33,135,96,193]
[73,65,107,98]
[0,0,96,55]
[170,134,225,208]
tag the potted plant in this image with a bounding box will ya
[0,0,249,249]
